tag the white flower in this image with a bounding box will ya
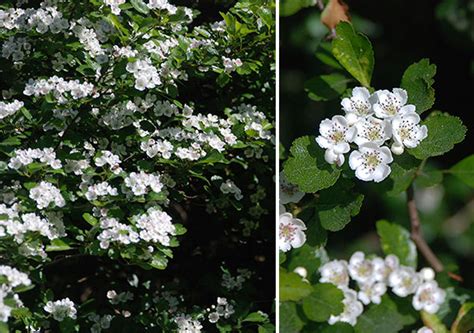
[124,171,163,196]
[391,112,428,155]
[419,267,435,282]
[372,254,399,282]
[341,87,374,124]
[278,213,306,252]
[293,266,308,279]
[316,115,356,166]
[358,282,387,305]
[279,172,304,204]
[174,314,203,333]
[328,288,363,326]
[388,266,421,297]
[44,298,77,321]
[417,327,434,333]
[319,260,349,288]
[29,181,65,209]
[412,280,446,314]
[348,251,375,285]
[373,88,416,119]
[220,180,243,201]
[349,143,393,182]
[0,99,23,120]
[354,116,391,147]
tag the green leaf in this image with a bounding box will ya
[82,213,98,226]
[450,155,474,188]
[451,302,474,333]
[305,73,349,102]
[317,179,364,232]
[319,323,354,333]
[376,220,417,268]
[287,244,324,277]
[280,269,313,302]
[280,302,305,333]
[408,112,467,160]
[354,295,414,333]
[415,167,444,188]
[242,312,269,323]
[302,283,344,322]
[387,155,419,196]
[0,136,21,146]
[0,323,8,333]
[280,0,315,16]
[46,239,73,252]
[400,59,436,114]
[421,311,449,333]
[332,22,374,87]
[130,0,150,14]
[284,136,341,193]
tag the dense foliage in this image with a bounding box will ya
[0,0,275,332]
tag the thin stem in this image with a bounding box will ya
[407,186,444,272]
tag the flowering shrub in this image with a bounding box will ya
[0,0,275,331]
[280,17,474,333]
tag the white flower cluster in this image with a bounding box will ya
[97,217,139,249]
[103,0,126,15]
[316,87,428,182]
[0,204,65,244]
[174,314,203,333]
[98,207,175,249]
[207,297,235,324]
[221,268,252,291]
[147,0,178,14]
[126,58,161,91]
[132,207,176,246]
[71,21,105,57]
[0,5,69,33]
[222,57,243,73]
[1,36,31,62]
[0,99,23,120]
[88,313,113,333]
[124,171,163,196]
[43,298,77,321]
[94,150,122,174]
[318,252,446,326]
[84,181,118,201]
[23,76,95,103]
[29,181,65,209]
[8,147,62,170]
[278,212,306,252]
[0,265,31,322]
[220,180,243,201]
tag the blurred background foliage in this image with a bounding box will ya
[280,0,474,290]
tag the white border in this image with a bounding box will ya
[275,0,280,330]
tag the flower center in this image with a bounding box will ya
[280,223,296,242]
[419,289,433,303]
[351,99,370,115]
[364,152,381,168]
[380,96,401,115]
[331,130,345,143]
[398,119,415,140]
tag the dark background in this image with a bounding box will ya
[281,0,474,288]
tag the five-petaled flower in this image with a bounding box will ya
[316,115,356,166]
[341,87,375,125]
[391,112,428,155]
[349,143,393,183]
[373,88,416,119]
[278,213,306,252]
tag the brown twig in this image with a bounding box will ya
[407,186,444,272]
